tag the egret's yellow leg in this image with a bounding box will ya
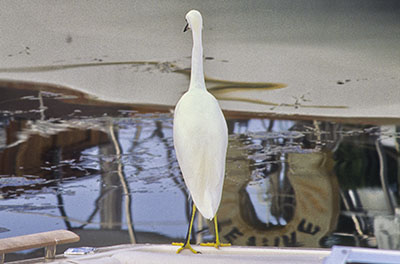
[172,203,200,254]
[200,215,231,249]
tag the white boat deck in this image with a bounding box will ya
[2,230,399,264]
[9,244,400,264]
[9,244,331,264]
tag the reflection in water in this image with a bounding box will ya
[106,124,135,243]
[0,85,399,261]
[219,123,340,248]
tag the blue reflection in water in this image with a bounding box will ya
[0,88,400,262]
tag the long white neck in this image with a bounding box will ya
[189,27,206,90]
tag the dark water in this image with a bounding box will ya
[1,83,400,261]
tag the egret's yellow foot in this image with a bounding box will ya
[172,242,200,254]
[173,203,200,254]
[200,241,231,249]
[200,215,231,249]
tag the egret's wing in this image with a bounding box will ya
[173,92,228,219]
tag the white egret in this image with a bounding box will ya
[172,10,230,254]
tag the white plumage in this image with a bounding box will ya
[173,10,228,221]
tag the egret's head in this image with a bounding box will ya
[184,10,203,32]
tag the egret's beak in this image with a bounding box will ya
[183,23,190,32]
